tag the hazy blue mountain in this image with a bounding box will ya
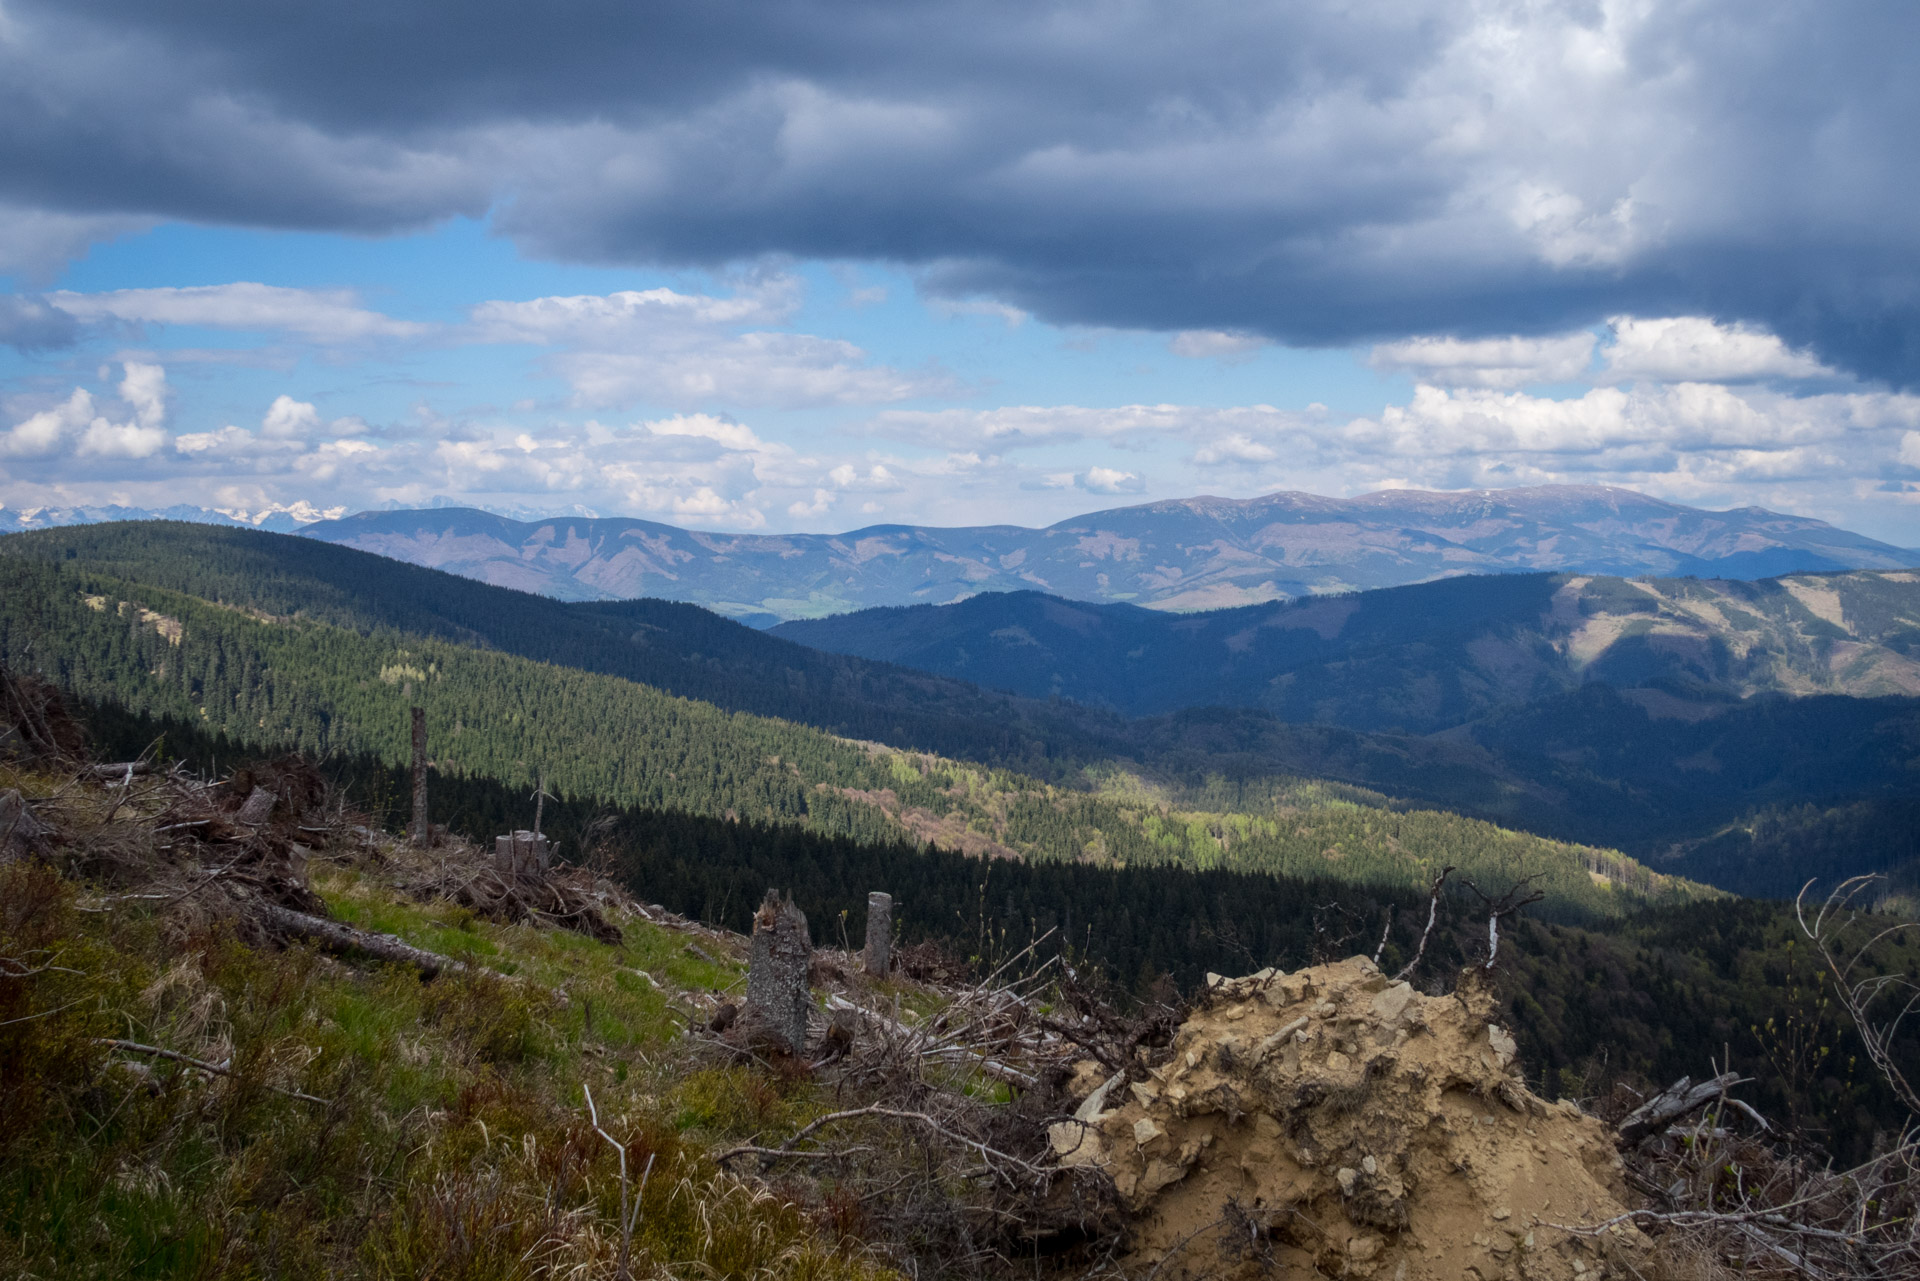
[774,568,1920,730]
[296,485,1918,621]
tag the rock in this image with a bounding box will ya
[1138,1158,1188,1196]
[1370,980,1415,1023]
[1488,1023,1518,1068]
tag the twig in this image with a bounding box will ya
[584,1084,655,1279]
[714,1104,1046,1179]
[0,998,83,1028]
[98,1038,331,1105]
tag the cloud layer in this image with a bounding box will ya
[0,0,1916,382]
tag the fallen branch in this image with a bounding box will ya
[254,903,466,978]
[1616,1072,1745,1147]
[83,762,156,780]
[99,1038,331,1106]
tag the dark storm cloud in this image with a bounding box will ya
[3,0,1917,382]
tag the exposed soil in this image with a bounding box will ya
[1052,956,1648,1279]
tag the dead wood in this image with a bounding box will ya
[1615,1071,1744,1147]
[254,902,466,978]
[99,1037,331,1105]
[863,890,893,975]
[742,890,811,1055]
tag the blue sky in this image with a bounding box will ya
[3,0,1919,542]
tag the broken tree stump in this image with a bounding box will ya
[409,706,429,847]
[743,890,812,1055]
[863,890,892,975]
[493,830,550,878]
[234,785,277,827]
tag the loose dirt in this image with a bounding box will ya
[1052,956,1647,1280]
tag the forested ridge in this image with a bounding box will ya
[0,551,1695,917]
[0,520,1131,776]
[7,521,1917,901]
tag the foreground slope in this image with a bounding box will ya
[297,485,1915,620]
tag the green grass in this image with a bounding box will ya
[0,779,890,1281]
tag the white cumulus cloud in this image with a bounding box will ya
[1602,316,1835,384]
[1369,332,1598,389]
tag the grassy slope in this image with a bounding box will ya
[0,551,1702,919]
[0,761,887,1281]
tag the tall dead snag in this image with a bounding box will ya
[863,890,892,976]
[743,890,812,1055]
[408,706,429,847]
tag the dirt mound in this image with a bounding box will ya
[1052,957,1646,1280]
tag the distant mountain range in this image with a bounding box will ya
[0,503,313,534]
[295,486,1917,622]
[774,569,1920,730]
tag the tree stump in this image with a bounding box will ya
[493,830,550,878]
[743,890,812,1055]
[235,785,277,827]
[863,890,893,975]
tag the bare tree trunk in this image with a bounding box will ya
[863,890,893,976]
[409,706,429,847]
[743,890,812,1054]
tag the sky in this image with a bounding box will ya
[2,0,1920,543]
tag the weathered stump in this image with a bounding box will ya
[493,830,550,878]
[409,706,430,847]
[862,890,893,975]
[235,785,277,827]
[743,890,812,1055]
